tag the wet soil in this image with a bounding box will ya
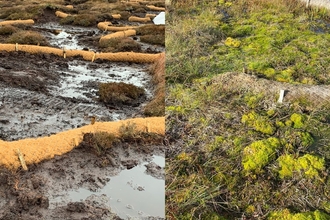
[0,3,165,219]
[0,51,153,141]
[0,140,165,220]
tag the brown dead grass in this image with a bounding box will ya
[99,82,145,105]
[144,52,165,116]
[99,37,141,53]
[6,31,49,46]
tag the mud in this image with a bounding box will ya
[0,140,165,220]
[0,51,153,141]
[0,3,165,219]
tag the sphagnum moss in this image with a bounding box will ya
[167,0,330,219]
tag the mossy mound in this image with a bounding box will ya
[140,34,165,46]
[136,25,165,35]
[6,31,49,46]
[278,154,325,179]
[99,37,141,53]
[242,137,281,174]
[98,82,145,106]
[0,25,18,35]
[268,209,330,220]
[60,14,97,26]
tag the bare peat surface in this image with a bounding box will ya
[0,51,154,141]
[0,140,165,220]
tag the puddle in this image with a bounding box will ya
[51,61,153,101]
[34,22,100,50]
[50,155,165,219]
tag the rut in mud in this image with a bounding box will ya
[0,135,165,220]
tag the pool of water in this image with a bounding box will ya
[53,155,165,219]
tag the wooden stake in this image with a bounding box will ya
[16,149,28,171]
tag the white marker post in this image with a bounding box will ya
[278,89,285,103]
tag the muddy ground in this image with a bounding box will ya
[0,2,165,219]
[0,51,153,141]
[0,136,165,220]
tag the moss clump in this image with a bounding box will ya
[99,37,141,53]
[242,137,281,174]
[244,93,263,109]
[6,31,48,46]
[268,209,330,220]
[0,25,18,35]
[284,131,314,149]
[224,37,241,48]
[278,154,325,179]
[143,85,165,116]
[140,34,165,46]
[241,111,276,135]
[60,14,97,26]
[135,24,165,35]
[290,113,307,129]
[98,82,145,106]
[80,132,118,156]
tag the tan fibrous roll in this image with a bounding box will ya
[99,30,137,43]
[65,5,74,9]
[0,44,160,63]
[146,5,165,11]
[112,14,121,19]
[128,16,151,23]
[21,45,62,55]
[0,44,16,52]
[18,45,63,56]
[0,19,34,26]
[98,22,113,31]
[97,22,138,32]
[106,26,139,31]
[55,11,69,18]
[146,14,157,19]
[0,117,165,170]
[96,52,161,63]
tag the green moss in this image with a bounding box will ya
[290,113,307,129]
[242,137,281,174]
[224,37,241,48]
[277,154,296,178]
[278,154,325,179]
[268,209,330,220]
[297,154,325,178]
[244,93,263,109]
[242,111,275,135]
[298,131,314,148]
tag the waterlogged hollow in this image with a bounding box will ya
[50,155,165,219]
[52,60,153,101]
[34,22,100,50]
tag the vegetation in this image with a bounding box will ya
[6,30,49,46]
[98,82,145,106]
[79,122,164,156]
[166,0,330,219]
[143,52,165,116]
[167,0,330,84]
[99,37,141,52]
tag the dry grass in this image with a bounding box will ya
[98,82,145,105]
[6,31,49,46]
[0,25,18,35]
[99,37,141,52]
[140,34,165,46]
[136,24,165,35]
[144,52,165,116]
